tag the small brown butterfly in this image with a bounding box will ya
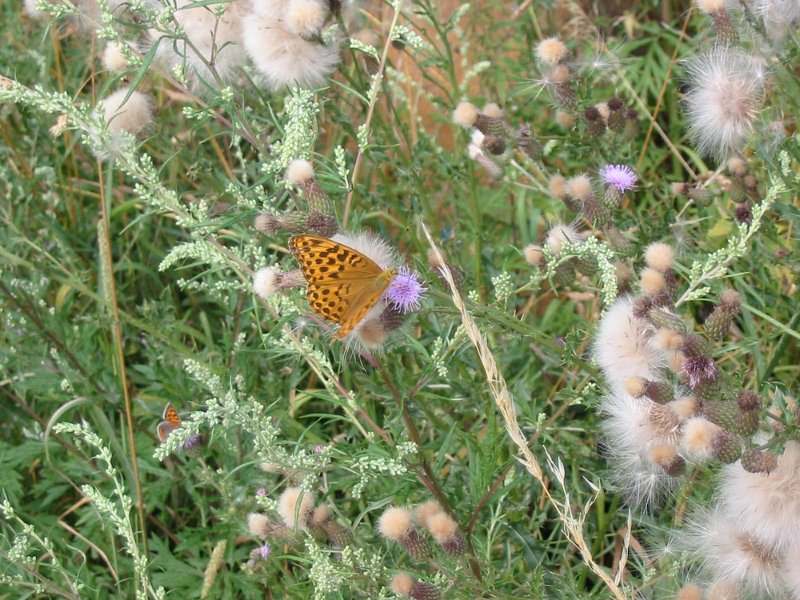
[157,403,181,443]
[288,235,397,339]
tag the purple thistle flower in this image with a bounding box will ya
[683,356,718,388]
[313,444,325,454]
[256,487,268,497]
[599,164,637,193]
[257,543,271,560]
[384,268,426,312]
[181,433,203,456]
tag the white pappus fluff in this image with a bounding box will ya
[149,0,247,87]
[684,48,766,159]
[242,0,339,91]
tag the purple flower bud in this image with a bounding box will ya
[256,487,268,497]
[314,444,325,454]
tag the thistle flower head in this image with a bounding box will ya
[684,49,766,158]
[257,542,271,560]
[683,355,718,388]
[599,164,637,193]
[384,269,426,312]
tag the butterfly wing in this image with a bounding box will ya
[157,421,178,443]
[158,403,181,443]
[289,235,395,338]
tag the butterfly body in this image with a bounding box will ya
[289,235,397,339]
[157,403,181,443]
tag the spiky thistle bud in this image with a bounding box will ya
[688,186,714,206]
[377,507,429,560]
[741,448,777,474]
[625,376,674,404]
[700,399,739,432]
[606,97,626,131]
[733,389,761,436]
[704,289,741,340]
[583,106,606,136]
[696,0,738,44]
[623,108,639,138]
[647,306,686,332]
[427,249,465,289]
[711,429,742,463]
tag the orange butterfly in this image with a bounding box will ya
[157,403,181,443]
[288,235,397,339]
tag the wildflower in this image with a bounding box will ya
[599,164,637,206]
[684,49,765,158]
[734,202,753,224]
[377,507,429,560]
[252,267,305,299]
[149,0,247,87]
[102,42,129,73]
[384,269,426,312]
[181,433,203,456]
[390,573,441,600]
[256,542,271,560]
[523,244,545,267]
[247,513,298,542]
[256,487,268,497]
[535,37,568,65]
[95,87,153,157]
[313,444,325,453]
[594,296,661,390]
[683,509,785,597]
[676,583,703,600]
[425,511,465,555]
[278,487,315,530]
[242,0,339,90]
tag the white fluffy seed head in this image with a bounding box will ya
[99,88,152,137]
[278,487,314,529]
[523,244,545,267]
[718,441,800,554]
[247,512,270,536]
[684,48,766,158]
[390,573,414,595]
[243,11,339,90]
[644,242,675,272]
[253,267,279,299]
[285,159,315,185]
[284,0,328,36]
[696,0,727,13]
[544,224,580,253]
[683,510,784,597]
[555,110,575,128]
[482,102,503,118]
[535,37,568,65]
[681,417,720,459]
[414,501,443,528]
[594,296,661,389]
[548,174,567,198]
[640,267,666,295]
[453,101,479,127]
[565,174,593,201]
[377,507,412,541]
[150,0,247,87]
[102,42,128,73]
